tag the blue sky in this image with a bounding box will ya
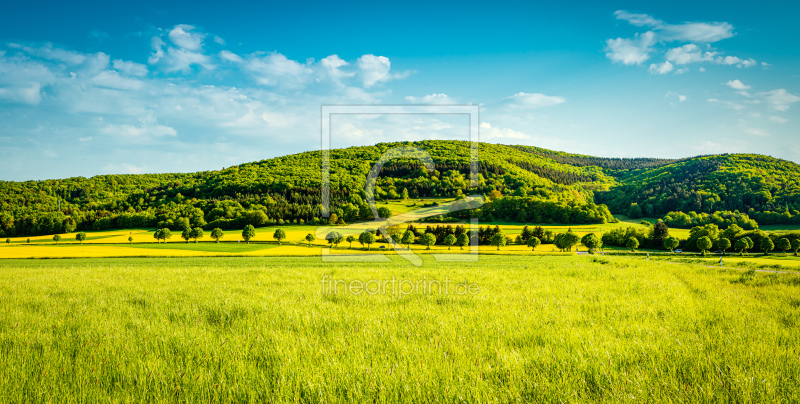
[1,0,798,181]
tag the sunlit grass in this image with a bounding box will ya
[0,256,798,402]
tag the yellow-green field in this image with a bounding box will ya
[0,256,798,402]
[0,220,762,261]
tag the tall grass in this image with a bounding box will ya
[0,256,797,402]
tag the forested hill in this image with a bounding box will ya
[0,141,615,236]
[596,154,800,225]
[1,141,799,236]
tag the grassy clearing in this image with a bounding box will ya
[116,243,279,253]
[659,254,800,270]
[0,256,798,402]
[760,224,800,233]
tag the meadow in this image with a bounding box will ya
[0,255,798,403]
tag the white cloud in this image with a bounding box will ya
[605,31,656,65]
[245,52,313,87]
[91,70,144,90]
[674,68,688,74]
[0,82,42,105]
[112,59,148,77]
[320,54,354,84]
[168,24,205,51]
[0,37,424,179]
[504,92,566,109]
[163,47,214,72]
[744,127,769,137]
[15,43,87,65]
[718,56,756,68]
[614,11,661,27]
[608,12,756,72]
[666,92,687,103]
[760,89,800,111]
[479,122,530,141]
[404,93,453,104]
[101,116,177,138]
[219,50,243,63]
[660,22,734,43]
[148,37,165,64]
[148,25,216,72]
[614,10,734,43]
[769,116,788,123]
[665,44,715,65]
[725,79,750,90]
[649,61,673,74]
[357,54,391,87]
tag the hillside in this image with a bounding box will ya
[596,154,800,225]
[1,141,799,236]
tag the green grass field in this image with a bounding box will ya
[0,256,798,402]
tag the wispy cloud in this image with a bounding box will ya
[404,93,454,104]
[503,92,566,109]
[725,79,750,90]
[760,89,800,111]
[607,11,757,71]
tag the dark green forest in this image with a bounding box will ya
[1,141,799,236]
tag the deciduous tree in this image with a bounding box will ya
[421,233,436,250]
[401,230,415,249]
[777,238,791,254]
[718,238,731,254]
[242,225,256,244]
[191,227,203,243]
[181,227,192,243]
[273,229,286,245]
[663,237,679,252]
[359,231,375,250]
[581,233,602,254]
[761,237,774,255]
[490,232,507,251]
[211,228,224,243]
[527,236,541,251]
[443,234,456,250]
[697,236,712,256]
[455,233,469,250]
[327,231,344,248]
[625,237,639,252]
